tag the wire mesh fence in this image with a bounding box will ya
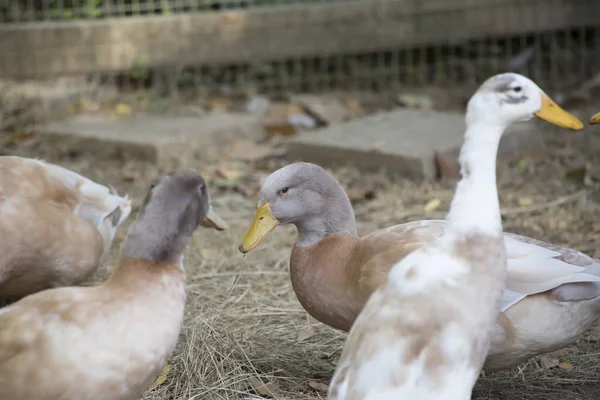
[1,0,599,98]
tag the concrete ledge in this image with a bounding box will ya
[1,0,597,78]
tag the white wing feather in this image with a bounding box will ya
[7,157,132,228]
[501,235,600,310]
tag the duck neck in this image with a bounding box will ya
[445,122,505,237]
[106,257,186,294]
[120,212,194,271]
[294,186,358,247]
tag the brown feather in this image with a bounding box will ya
[290,222,444,331]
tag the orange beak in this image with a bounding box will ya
[534,93,583,130]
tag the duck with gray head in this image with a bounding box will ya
[0,169,227,400]
[238,74,600,376]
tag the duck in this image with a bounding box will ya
[0,168,227,400]
[238,77,594,373]
[0,156,133,297]
[326,73,584,399]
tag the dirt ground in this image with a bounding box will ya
[4,99,600,400]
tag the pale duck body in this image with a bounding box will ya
[0,156,132,296]
[327,73,584,399]
[0,169,227,399]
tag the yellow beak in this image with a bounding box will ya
[534,93,583,130]
[201,205,228,231]
[590,112,600,125]
[238,203,279,253]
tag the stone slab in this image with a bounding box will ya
[0,77,115,131]
[285,108,545,180]
[34,112,262,168]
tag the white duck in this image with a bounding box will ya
[326,73,584,399]
[0,169,227,400]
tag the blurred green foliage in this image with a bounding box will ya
[0,0,329,22]
[1,0,181,21]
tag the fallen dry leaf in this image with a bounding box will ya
[308,380,329,393]
[122,169,142,182]
[397,92,433,110]
[264,102,314,136]
[150,364,170,389]
[2,131,37,147]
[518,197,533,206]
[345,98,364,117]
[115,103,132,116]
[217,167,244,180]
[347,187,375,202]
[292,94,353,125]
[264,124,298,136]
[269,103,305,117]
[79,98,101,113]
[423,198,441,214]
[296,326,316,342]
[539,355,560,369]
[434,151,459,179]
[517,159,528,169]
[200,248,220,260]
[208,96,233,111]
[69,99,101,114]
[250,376,281,398]
[228,140,273,162]
[558,361,574,370]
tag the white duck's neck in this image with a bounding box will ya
[445,122,505,237]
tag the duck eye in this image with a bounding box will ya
[280,187,289,195]
[513,86,522,92]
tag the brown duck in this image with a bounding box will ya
[0,169,227,400]
[239,98,600,372]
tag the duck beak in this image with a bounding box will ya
[590,112,600,125]
[534,93,583,130]
[239,203,279,253]
[201,206,228,231]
